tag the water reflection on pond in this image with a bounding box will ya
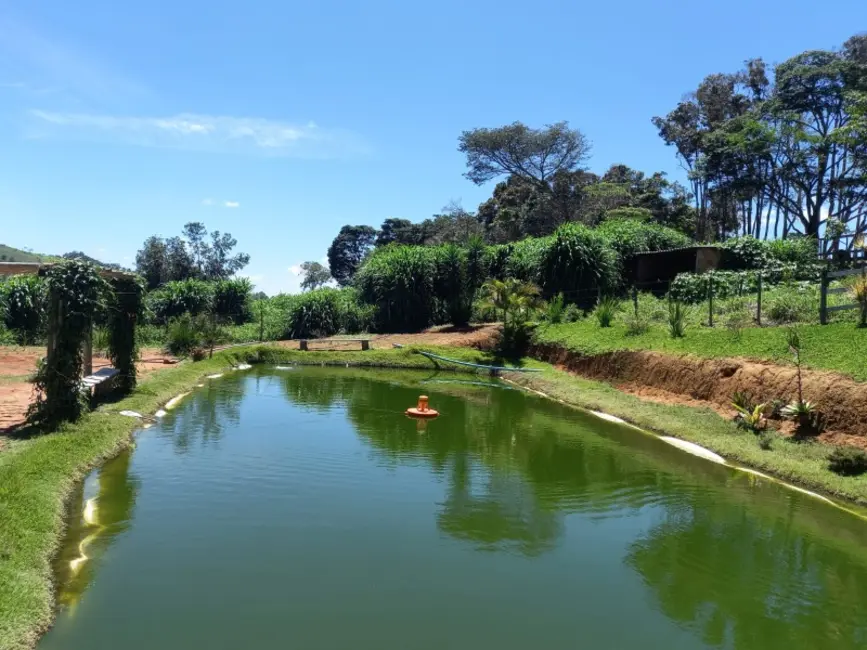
[44,367,867,650]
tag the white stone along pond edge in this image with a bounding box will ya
[497,376,863,517]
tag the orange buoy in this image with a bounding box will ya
[406,395,439,418]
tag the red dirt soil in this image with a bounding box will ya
[0,347,177,433]
[533,342,867,445]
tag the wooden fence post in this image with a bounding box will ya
[821,268,830,324]
[632,286,639,317]
[756,273,763,326]
[707,276,714,327]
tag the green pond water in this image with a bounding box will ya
[40,367,867,649]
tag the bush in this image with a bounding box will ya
[355,246,437,332]
[720,236,770,270]
[563,304,582,323]
[0,275,46,344]
[337,288,375,333]
[284,288,344,339]
[213,278,253,324]
[767,237,817,267]
[828,447,867,476]
[597,219,690,285]
[432,244,471,327]
[668,301,687,338]
[765,285,816,324]
[165,314,204,357]
[543,294,566,324]
[146,279,214,324]
[492,321,536,359]
[540,223,618,307]
[594,297,619,328]
[623,311,650,336]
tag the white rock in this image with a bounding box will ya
[118,410,142,418]
[660,436,727,465]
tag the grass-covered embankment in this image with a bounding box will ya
[536,319,867,381]
[3,343,867,650]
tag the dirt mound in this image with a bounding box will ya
[531,343,867,438]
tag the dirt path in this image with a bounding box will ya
[0,347,177,433]
[274,324,500,350]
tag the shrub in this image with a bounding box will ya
[563,304,582,323]
[0,275,46,344]
[847,276,867,328]
[355,246,436,331]
[594,297,619,328]
[733,402,766,433]
[767,237,817,267]
[543,294,566,324]
[720,236,770,270]
[432,244,471,327]
[765,285,816,324]
[623,311,650,336]
[668,300,687,338]
[540,223,618,307]
[165,314,203,357]
[213,278,253,324]
[284,288,343,339]
[827,447,867,476]
[758,432,776,450]
[597,219,690,285]
[337,288,375,333]
[146,279,214,324]
[724,307,752,340]
[492,321,536,359]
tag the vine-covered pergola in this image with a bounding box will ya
[0,260,144,428]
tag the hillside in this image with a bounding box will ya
[0,244,57,264]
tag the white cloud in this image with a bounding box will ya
[27,110,370,158]
[224,201,240,208]
[288,264,303,276]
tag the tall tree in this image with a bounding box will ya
[300,261,332,291]
[458,121,591,190]
[135,236,168,289]
[376,218,416,246]
[327,225,377,286]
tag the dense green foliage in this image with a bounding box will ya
[653,35,867,241]
[539,224,618,305]
[212,277,253,324]
[355,246,437,331]
[146,278,215,324]
[106,277,144,393]
[135,222,250,289]
[283,288,374,339]
[30,261,108,428]
[0,275,46,344]
[828,447,867,477]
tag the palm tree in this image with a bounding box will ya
[479,278,541,325]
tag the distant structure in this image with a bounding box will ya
[633,246,722,289]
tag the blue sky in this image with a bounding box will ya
[0,1,863,294]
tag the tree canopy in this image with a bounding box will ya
[134,222,249,289]
[300,261,332,291]
[327,225,377,286]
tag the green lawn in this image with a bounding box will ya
[536,319,867,381]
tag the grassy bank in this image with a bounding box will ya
[536,319,867,381]
[3,343,867,649]
[505,363,867,507]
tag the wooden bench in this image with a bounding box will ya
[299,338,370,351]
[80,367,120,397]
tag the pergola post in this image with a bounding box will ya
[82,320,93,377]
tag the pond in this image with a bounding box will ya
[41,367,867,649]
